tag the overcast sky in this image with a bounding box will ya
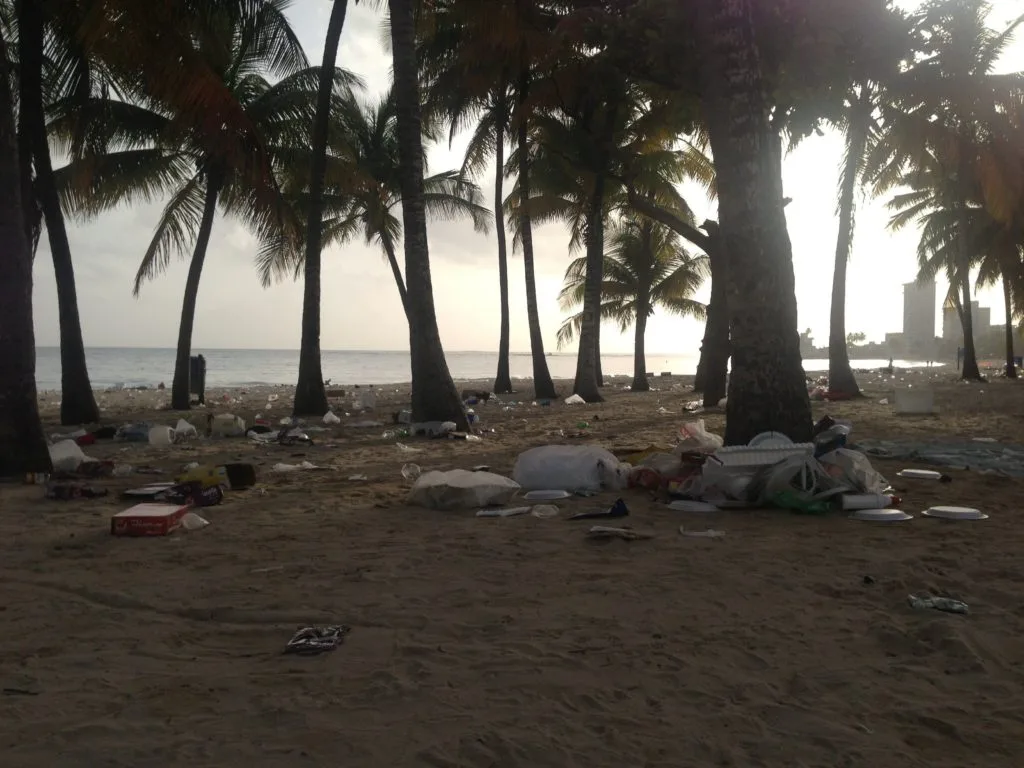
[30,0,1024,354]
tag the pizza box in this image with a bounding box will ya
[111,503,191,536]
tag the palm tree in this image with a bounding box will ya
[0,31,51,474]
[696,0,813,444]
[557,216,707,392]
[388,0,469,427]
[293,0,349,417]
[16,0,100,425]
[827,83,875,398]
[418,0,559,400]
[53,1,351,410]
[868,0,1024,382]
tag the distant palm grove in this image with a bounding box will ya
[1,0,1022,474]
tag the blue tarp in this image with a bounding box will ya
[852,439,1024,478]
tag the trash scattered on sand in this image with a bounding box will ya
[570,498,629,520]
[323,411,341,425]
[586,526,653,541]
[181,512,210,531]
[401,463,422,481]
[272,461,323,472]
[678,526,726,538]
[408,469,521,510]
[284,625,351,656]
[396,442,423,453]
[908,594,969,614]
[476,506,531,518]
[530,505,559,518]
[564,394,586,405]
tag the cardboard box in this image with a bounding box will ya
[111,503,190,536]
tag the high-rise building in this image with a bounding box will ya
[943,301,989,340]
[903,279,936,356]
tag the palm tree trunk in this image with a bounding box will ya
[492,103,513,394]
[516,65,556,400]
[631,301,650,392]
[957,199,981,380]
[700,248,730,408]
[382,238,411,317]
[388,0,469,428]
[1003,275,1016,379]
[170,174,221,410]
[828,91,870,398]
[18,0,99,426]
[294,0,349,416]
[595,330,604,386]
[0,33,51,475]
[697,0,812,445]
[572,176,607,403]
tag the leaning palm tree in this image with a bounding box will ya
[52,1,358,410]
[418,0,560,400]
[387,0,469,427]
[557,216,707,392]
[0,31,51,473]
[16,0,101,424]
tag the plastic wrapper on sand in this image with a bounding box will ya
[407,470,521,510]
[513,445,630,493]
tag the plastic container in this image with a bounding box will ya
[893,387,935,415]
[148,426,174,446]
[841,493,896,510]
[211,414,246,438]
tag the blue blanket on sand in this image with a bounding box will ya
[851,439,1024,478]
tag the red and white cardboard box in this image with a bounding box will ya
[111,503,191,536]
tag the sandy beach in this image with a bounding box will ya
[4,368,1024,767]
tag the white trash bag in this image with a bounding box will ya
[49,439,88,473]
[408,470,521,510]
[513,445,629,493]
[675,420,724,454]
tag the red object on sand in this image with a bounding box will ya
[110,503,191,536]
[74,433,96,446]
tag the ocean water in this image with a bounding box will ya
[33,347,933,391]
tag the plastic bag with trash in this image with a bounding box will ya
[323,410,341,425]
[49,439,88,473]
[407,469,521,510]
[818,448,887,494]
[744,454,849,513]
[513,445,629,493]
[674,420,724,454]
[173,419,199,442]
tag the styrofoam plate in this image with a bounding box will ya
[749,431,793,447]
[922,505,988,520]
[523,490,571,501]
[668,500,720,512]
[850,508,913,522]
[897,469,943,480]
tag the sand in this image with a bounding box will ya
[3,368,1024,767]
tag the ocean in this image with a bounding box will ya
[33,347,934,391]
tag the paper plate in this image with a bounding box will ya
[922,505,988,520]
[668,499,720,512]
[897,469,943,480]
[850,508,913,522]
[749,431,793,448]
[524,490,571,501]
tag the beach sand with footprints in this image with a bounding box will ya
[3,370,1024,766]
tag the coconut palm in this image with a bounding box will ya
[557,216,707,392]
[293,0,350,417]
[387,0,469,427]
[0,31,51,474]
[418,0,560,400]
[868,0,1024,381]
[51,1,358,410]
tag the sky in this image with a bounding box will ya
[29,0,1024,355]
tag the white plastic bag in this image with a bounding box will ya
[407,470,521,510]
[49,440,87,473]
[564,394,586,405]
[675,420,724,454]
[173,419,198,442]
[512,445,628,493]
[323,411,341,425]
[818,448,887,494]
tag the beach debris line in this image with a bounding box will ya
[908,594,969,615]
[284,625,351,656]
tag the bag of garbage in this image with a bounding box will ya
[675,420,724,454]
[407,470,521,510]
[818,448,887,493]
[745,454,849,513]
[513,445,629,493]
